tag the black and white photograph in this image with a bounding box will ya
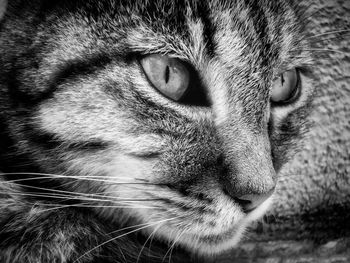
[0,0,349,262]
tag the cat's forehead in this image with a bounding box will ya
[52,0,310,74]
[101,0,309,73]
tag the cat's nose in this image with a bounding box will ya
[234,188,275,212]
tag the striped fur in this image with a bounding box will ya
[0,0,315,262]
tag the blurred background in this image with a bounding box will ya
[218,0,350,262]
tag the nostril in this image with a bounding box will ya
[233,197,253,213]
[234,189,275,213]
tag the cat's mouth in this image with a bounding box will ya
[166,193,273,254]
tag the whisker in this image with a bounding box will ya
[304,7,330,23]
[0,172,130,179]
[308,34,350,45]
[302,48,349,55]
[106,212,179,236]
[2,174,138,184]
[0,172,60,177]
[1,173,166,186]
[1,173,168,189]
[3,191,97,202]
[1,172,100,179]
[166,229,186,263]
[4,189,163,207]
[107,182,166,186]
[37,203,161,213]
[100,188,170,194]
[2,176,166,190]
[294,2,315,22]
[3,182,93,197]
[136,224,163,263]
[118,246,128,263]
[74,217,181,263]
[306,29,350,39]
[106,221,156,236]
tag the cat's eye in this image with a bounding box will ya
[141,54,190,101]
[271,68,301,105]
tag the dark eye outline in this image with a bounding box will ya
[139,54,211,107]
[271,68,302,107]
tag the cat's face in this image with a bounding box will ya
[0,0,314,255]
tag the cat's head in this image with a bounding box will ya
[0,0,314,255]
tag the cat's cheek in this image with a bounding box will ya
[96,155,160,219]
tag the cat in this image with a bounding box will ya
[0,0,315,262]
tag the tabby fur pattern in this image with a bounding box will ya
[0,0,314,262]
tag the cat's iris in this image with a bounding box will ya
[271,68,301,105]
[141,54,190,101]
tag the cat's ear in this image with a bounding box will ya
[0,0,7,21]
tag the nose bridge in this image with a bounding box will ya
[204,57,274,196]
[221,128,276,197]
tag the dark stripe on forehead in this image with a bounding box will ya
[139,0,217,58]
[244,0,271,68]
[191,1,217,58]
[234,0,280,131]
[265,1,285,64]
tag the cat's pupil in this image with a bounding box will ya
[281,74,285,86]
[165,65,170,83]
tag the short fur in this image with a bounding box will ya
[0,0,315,262]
